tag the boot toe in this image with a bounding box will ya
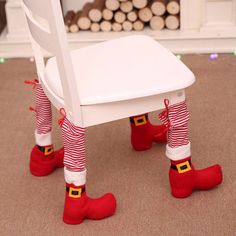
[195,164,223,190]
[211,164,223,186]
[55,147,64,168]
[153,125,168,143]
[87,193,117,220]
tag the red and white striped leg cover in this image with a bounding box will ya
[34,84,53,146]
[166,101,190,148]
[159,100,191,161]
[35,84,52,134]
[61,117,86,172]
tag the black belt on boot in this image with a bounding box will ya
[171,160,192,174]
[66,186,86,198]
[130,114,148,126]
[37,145,54,155]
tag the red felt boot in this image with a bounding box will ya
[169,157,223,198]
[63,183,116,224]
[30,145,64,176]
[130,114,167,151]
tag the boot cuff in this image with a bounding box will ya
[166,142,191,161]
[64,168,86,186]
[35,130,52,146]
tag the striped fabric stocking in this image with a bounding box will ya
[35,84,52,135]
[159,100,190,160]
[60,117,86,172]
[166,100,190,148]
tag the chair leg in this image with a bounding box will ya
[159,100,223,198]
[60,117,116,225]
[129,113,167,151]
[29,82,64,176]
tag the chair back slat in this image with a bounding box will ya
[22,0,83,125]
[23,12,55,54]
[23,0,53,22]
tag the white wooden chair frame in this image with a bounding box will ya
[21,0,195,128]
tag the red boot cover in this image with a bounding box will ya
[194,164,223,190]
[63,184,116,225]
[54,147,64,168]
[169,157,223,198]
[30,145,64,176]
[130,114,167,151]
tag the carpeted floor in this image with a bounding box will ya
[0,54,235,236]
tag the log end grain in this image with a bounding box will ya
[100,20,112,32]
[165,15,179,30]
[150,16,165,30]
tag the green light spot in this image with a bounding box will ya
[233,50,236,56]
[176,54,181,60]
[0,57,5,64]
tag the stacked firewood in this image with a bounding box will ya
[64,0,180,33]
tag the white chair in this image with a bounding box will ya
[21,0,195,225]
[21,0,195,128]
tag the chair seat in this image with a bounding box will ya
[45,35,195,106]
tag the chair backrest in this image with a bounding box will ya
[22,0,82,124]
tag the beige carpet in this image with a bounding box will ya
[0,54,235,236]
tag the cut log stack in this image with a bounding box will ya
[64,0,180,33]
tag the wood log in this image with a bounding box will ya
[89,0,105,22]
[150,0,167,16]
[114,10,126,23]
[133,20,144,31]
[165,14,179,30]
[127,10,138,22]
[120,1,133,13]
[105,0,120,11]
[138,7,152,22]
[132,0,148,9]
[90,22,101,32]
[64,11,75,32]
[77,3,92,30]
[100,20,112,31]
[122,20,133,31]
[102,8,114,20]
[69,11,81,33]
[149,15,165,30]
[166,0,180,15]
[112,22,122,31]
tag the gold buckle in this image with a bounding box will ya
[44,146,54,155]
[176,161,191,174]
[69,187,82,198]
[133,115,147,126]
